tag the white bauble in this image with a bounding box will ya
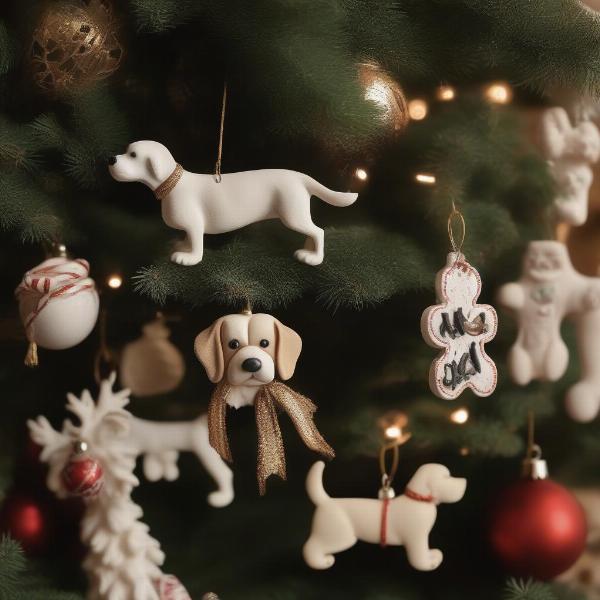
[15,257,99,351]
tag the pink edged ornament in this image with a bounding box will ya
[153,574,192,600]
[15,255,99,366]
[421,251,498,399]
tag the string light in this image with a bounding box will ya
[415,173,436,185]
[354,167,369,181]
[107,275,122,289]
[385,425,402,440]
[436,85,456,101]
[408,99,428,121]
[460,447,470,456]
[485,82,512,105]
[450,407,470,424]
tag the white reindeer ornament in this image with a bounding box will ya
[28,374,191,600]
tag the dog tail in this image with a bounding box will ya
[304,176,358,207]
[306,461,329,505]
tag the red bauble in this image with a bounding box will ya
[488,478,587,580]
[61,455,104,498]
[0,492,49,555]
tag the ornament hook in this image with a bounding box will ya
[447,200,466,256]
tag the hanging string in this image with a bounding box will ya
[214,82,228,183]
[93,308,117,384]
[447,200,466,256]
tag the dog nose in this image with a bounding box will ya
[107,155,117,166]
[242,358,262,373]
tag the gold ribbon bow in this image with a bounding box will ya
[208,381,335,495]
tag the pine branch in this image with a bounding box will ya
[0,21,15,77]
[134,225,434,309]
[0,536,26,599]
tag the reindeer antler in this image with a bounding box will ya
[27,416,70,462]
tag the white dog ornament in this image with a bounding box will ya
[303,461,466,571]
[108,140,358,266]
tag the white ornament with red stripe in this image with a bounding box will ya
[303,461,466,571]
[15,256,99,365]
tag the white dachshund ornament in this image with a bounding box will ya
[303,461,466,571]
[108,141,358,266]
[539,107,600,226]
[421,252,498,399]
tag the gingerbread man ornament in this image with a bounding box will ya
[498,240,600,422]
[421,252,498,399]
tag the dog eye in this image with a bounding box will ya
[259,339,269,348]
[228,339,240,350]
[129,151,137,158]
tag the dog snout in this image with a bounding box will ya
[107,155,117,166]
[241,357,262,373]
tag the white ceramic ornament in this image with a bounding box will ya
[108,141,358,267]
[28,374,192,600]
[120,317,185,397]
[303,461,466,571]
[15,257,99,362]
[421,252,498,399]
[194,311,334,494]
[539,107,600,226]
[129,414,234,507]
[497,241,600,404]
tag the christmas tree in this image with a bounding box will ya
[1,0,600,598]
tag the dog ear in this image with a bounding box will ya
[146,156,165,182]
[274,319,302,380]
[194,317,226,383]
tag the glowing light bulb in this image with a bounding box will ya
[436,85,455,101]
[460,447,470,456]
[107,275,122,289]
[385,425,402,440]
[355,168,368,181]
[485,82,512,104]
[408,99,428,121]
[450,407,470,424]
[415,173,436,185]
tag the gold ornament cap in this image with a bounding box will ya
[521,444,548,480]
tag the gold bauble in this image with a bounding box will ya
[358,62,409,132]
[31,0,122,93]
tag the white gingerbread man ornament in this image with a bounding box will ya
[421,252,498,399]
[497,241,600,421]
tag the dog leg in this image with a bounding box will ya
[294,226,324,266]
[193,417,234,507]
[143,450,179,481]
[171,223,204,266]
[404,538,443,571]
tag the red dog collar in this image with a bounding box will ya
[404,488,434,503]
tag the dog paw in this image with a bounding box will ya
[207,489,234,508]
[428,549,443,570]
[171,251,203,266]
[294,249,323,266]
